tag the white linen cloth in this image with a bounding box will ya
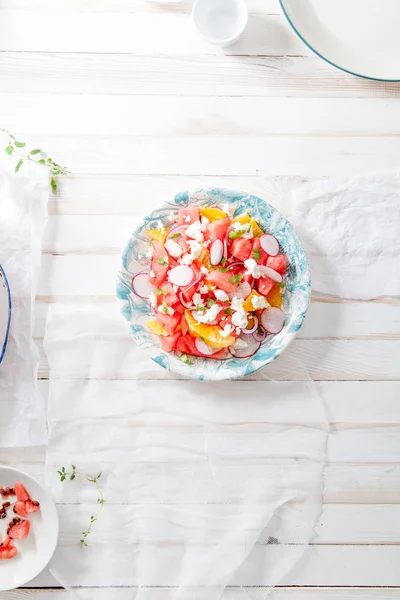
[44,304,328,599]
[0,157,48,447]
[291,172,400,300]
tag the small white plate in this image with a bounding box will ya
[279,0,400,81]
[0,466,59,591]
[0,265,11,363]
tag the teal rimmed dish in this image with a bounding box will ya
[116,188,310,380]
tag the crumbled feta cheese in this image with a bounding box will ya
[232,221,250,232]
[172,285,178,293]
[192,304,221,324]
[214,289,229,302]
[204,240,211,248]
[231,296,244,312]
[149,270,155,279]
[232,310,248,329]
[180,253,194,266]
[243,227,254,240]
[187,239,203,259]
[222,203,237,217]
[169,212,177,222]
[184,214,192,223]
[200,265,209,275]
[148,292,157,308]
[232,337,249,350]
[244,258,262,279]
[186,220,204,242]
[200,284,209,294]
[158,304,175,316]
[251,295,268,310]
[235,327,241,336]
[156,220,165,233]
[192,292,204,308]
[201,216,209,229]
[220,324,234,338]
[165,238,183,258]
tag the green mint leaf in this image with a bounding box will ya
[155,288,168,296]
[171,232,181,239]
[252,247,261,261]
[5,145,13,156]
[180,354,194,366]
[228,229,245,240]
[38,158,46,165]
[14,141,26,148]
[156,255,168,267]
[72,465,76,470]
[97,472,102,479]
[162,300,169,314]
[229,274,243,284]
[50,176,57,195]
[218,267,229,272]
[14,159,23,173]
[196,304,206,311]
[257,325,264,334]
[278,282,286,288]
[221,256,227,267]
[70,474,75,480]
[30,148,41,155]
[224,308,233,315]
[206,298,216,308]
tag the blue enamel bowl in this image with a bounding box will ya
[116,188,310,380]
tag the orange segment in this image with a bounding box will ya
[232,213,263,237]
[200,207,227,221]
[267,284,283,308]
[185,311,235,349]
[147,319,168,336]
[243,290,264,312]
[146,227,169,244]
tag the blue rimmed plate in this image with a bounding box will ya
[116,188,310,380]
[0,265,11,364]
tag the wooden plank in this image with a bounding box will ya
[2,53,400,97]
[0,11,306,56]
[13,135,400,175]
[7,589,400,599]
[4,96,400,136]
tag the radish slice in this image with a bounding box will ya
[242,315,258,335]
[223,239,228,260]
[166,224,187,241]
[210,239,223,265]
[195,338,221,356]
[229,335,261,358]
[260,234,279,256]
[261,307,285,334]
[229,281,252,300]
[132,272,156,299]
[168,265,194,287]
[226,261,244,270]
[253,326,267,342]
[178,292,194,309]
[259,266,283,283]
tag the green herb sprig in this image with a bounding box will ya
[57,465,105,548]
[229,274,243,284]
[1,129,69,194]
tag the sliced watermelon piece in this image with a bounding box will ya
[0,537,17,560]
[150,241,170,287]
[25,499,40,514]
[266,254,287,274]
[178,206,199,225]
[176,335,226,359]
[8,519,30,540]
[206,217,231,242]
[176,235,190,254]
[257,276,275,296]
[14,501,28,518]
[158,282,180,307]
[230,238,253,262]
[161,331,182,353]
[206,270,238,294]
[252,238,269,265]
[14,482,30,503]
[155,312,182,336]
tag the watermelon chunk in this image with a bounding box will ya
[14,482,29,503]
[230,238,253,262]
[8,518,30,540]
[252,238,269,265]
[206,217,231,242]
[0,537,17,560]
[178,206,199,225]
[161,331,181,353]
[257,276,275,296]
[206,270,238,294]
[155,312,181,336]
[266,254,287,274]
[158,283,180,307]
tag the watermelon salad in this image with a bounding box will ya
[132,205,287,363]
[0,482,40,560]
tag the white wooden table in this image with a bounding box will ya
[1,0,400,597]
